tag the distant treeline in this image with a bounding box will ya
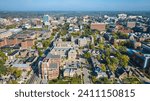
[0,11,150,18]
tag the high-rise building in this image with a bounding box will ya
[43,15,50,23]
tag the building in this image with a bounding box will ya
[118,14,127,19]
[127,49,150,68]
[91,57,101,68]
[127,22,136,28]
[94,67,107,79]
[91,23,106,32]
[131,41,142,49]
[0,31,13,39]
[50,38,74,58]
[68,49,77,60]
[142,44,150,53]
[43,15,50,23]
[53,38,73,48]
[12,64,31,71]
[78,37,87,47]
[19,50,28,58]
[63,68,76,77]
[0,38,22,47]
[21,39,35,49]
[41,53,61,80]
[83,15,90,23]
[115,24,133,33]
[43,15,50,25]
[8,50,19,61]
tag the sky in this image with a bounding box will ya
[0,0,150,11]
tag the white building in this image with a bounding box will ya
[68,49,77,60]
[118,14,127,19]
[78,37,87,47]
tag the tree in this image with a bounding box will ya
[0,61,7,75]
[8,80,18,84]
[0,51,7,61]
[114,43,119,49]
[0,51,7,75]
[97,55,101,61]
[89,44,95,49]
[98,43,104,50]
[120,55,129,68]
[118,46,127,53]
[92,34,97,44]
[106,57,111,65]
[13,69,22,78]
[112,33,119,39]
[83,52,91,59]
[101,53,105,59]
[110,58,119,65]
[42,40,49,48]
[37,48,43,56]
[109,64,117,72]
[6,24,17,29]
[101,64,106,72]
[105,48,111,57]
[71,32,80,37]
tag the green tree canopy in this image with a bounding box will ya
[119,55,129,67]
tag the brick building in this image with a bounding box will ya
[91,23,106,32]
[0,38,22,47]
[127,22,136,28]
[41,53,61,80]
[21,39,35,49]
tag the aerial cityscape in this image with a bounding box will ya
[0,0,150,84]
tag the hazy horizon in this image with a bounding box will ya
[0,0,150,11]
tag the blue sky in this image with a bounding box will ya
[0,0,150,11]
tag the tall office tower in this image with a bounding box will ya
[43,15,50,23]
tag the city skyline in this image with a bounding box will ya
[0,0,150,11]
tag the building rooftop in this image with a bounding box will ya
[49,63,58,69]
[46,53,60,59]
[9,50,19,56]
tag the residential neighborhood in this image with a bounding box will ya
[0,12,150,84]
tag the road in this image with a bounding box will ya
[129,62,150,84]
[27,73,41,84]
[83,67,92,84]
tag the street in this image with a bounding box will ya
[83,67,92,84]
